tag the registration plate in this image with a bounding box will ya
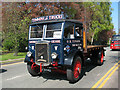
[44,69,51,72]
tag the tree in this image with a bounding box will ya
[83,2,114,45]
[2,2,81,55]
[2,2,114,56]
[2,2,30,55]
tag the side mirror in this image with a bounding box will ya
[25,47,28,50]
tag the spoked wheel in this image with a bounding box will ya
[67,56,82,83]
[27,62,42,76]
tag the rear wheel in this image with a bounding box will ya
[96,50,104,65]
[27,62,42,76]
[67,56,82,83]
[91,49,104,65]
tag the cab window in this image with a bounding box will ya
[75,24,82,38]
[64,22,74,39]
[46,22,62,39]
[30,25,43,38]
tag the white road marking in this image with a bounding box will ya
[97,74,100,76]
[6,74,28,81]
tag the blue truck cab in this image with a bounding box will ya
[24,14,105,83]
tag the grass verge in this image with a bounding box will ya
[1,52,26,61]
[1,59,24,64]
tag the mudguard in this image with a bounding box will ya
[64,50,83,66]
[24,55,30,62]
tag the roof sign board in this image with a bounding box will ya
[32,14,65,23]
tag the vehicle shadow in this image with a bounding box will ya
[71,59,106,84]
[41,71,67,83]
[0,69,7,73]
[111,49,120,51]
[40,60,106,83]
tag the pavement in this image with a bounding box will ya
[0,47,119,89]
[1,58,24,65]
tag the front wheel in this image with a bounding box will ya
[67,56,82,83]
[27,62,42,76]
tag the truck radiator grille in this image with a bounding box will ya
[35,43,49,63]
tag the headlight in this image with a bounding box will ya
[27,51,32,57]
[25,47,28,50]
[51,52,58,59]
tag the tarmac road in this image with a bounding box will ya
[1,47,119,89]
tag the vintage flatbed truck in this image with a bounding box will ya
[24,14,106,83]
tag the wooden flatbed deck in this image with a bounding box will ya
[87,45,108,49]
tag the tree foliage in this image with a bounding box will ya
[2,2,114,55]
[83,2,114,44]
[2,2,30,55]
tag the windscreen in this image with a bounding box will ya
[46,23,62,39]
[112,35,120,40]
[30,25,43,38]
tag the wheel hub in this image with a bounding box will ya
[74,60,81,78]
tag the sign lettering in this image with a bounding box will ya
[32,14,64,23]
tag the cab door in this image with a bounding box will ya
[63,22,83,65]
[63,22,75,64]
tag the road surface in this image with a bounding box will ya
[0,47,119,88]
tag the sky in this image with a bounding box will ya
[111,1,119,34]
[118,2,120,34]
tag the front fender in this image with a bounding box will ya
[64,50,83,67]
[24,55,30,63]
[64,50,76,66]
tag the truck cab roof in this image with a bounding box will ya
[30,19,83,26]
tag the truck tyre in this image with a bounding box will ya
[67,56,82,83]
[27,62,41,76]
[96,50,104,65]
[91,50,104,66]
